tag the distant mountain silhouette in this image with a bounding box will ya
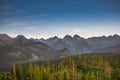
[41,34,120,54]
[0,33,120,56]
[87,34,120,49]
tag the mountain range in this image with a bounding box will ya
[0,34,120,69]
[0,34,70,69]
[40,34,120,53]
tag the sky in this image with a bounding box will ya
[0,0,120,39]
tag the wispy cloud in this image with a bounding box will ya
[1,21,25,27]
[24,26,39,30]
[9,22,24,26]
[24,13,48,19]
[7,9,28,16]
[56,27,88,33]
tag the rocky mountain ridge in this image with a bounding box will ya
[40,34,120,53]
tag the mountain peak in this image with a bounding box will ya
[48,36,58,40]
[113,34,119,37]
[0,34,10,38]
[73,34,84,40]
[73,34,80,37]
[15,35,29,44]
[16,35,27,39]
[52,36,58,39]
[63,35,72,40]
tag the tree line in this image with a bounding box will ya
[0,53,120,80]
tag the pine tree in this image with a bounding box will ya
[28,62,33,80]
[11,64,17,80]
[33,65,41,80]
[16,64,23,80]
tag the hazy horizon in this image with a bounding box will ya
[0,0,120,39]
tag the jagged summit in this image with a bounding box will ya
[48,36,59,40]
[40,34,120,53]
[73,34,84,40]
[63,35,72,40]
[113,34,120,38]
[0,33,120,54]
[16,35,27,39]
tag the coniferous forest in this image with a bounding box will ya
[0,52,120,80]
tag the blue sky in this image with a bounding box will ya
[0,0,120,39]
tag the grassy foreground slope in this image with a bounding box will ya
[0,52,120,80]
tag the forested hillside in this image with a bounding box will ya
[0,52,120,80]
